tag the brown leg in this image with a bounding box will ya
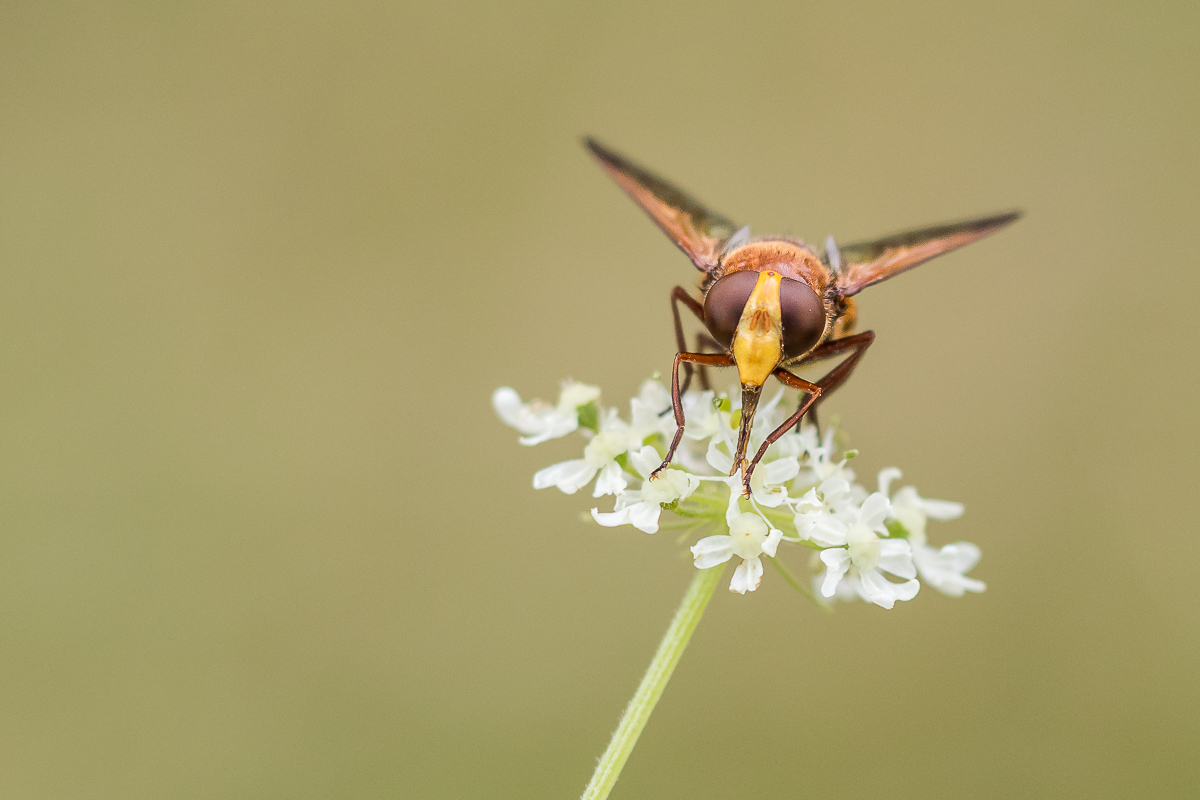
[670,287,709,395]
[786,331,876,434]
[657,330,725,418]
[650,351,734,479]
[740,369,821,495]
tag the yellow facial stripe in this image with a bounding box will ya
[732,271,783,387]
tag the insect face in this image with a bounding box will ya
[704,271,826,359]
[731,270,784,388]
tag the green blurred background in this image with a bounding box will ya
[1,2,1197,797]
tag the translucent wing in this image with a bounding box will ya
[585,138,740,273]
[834,210,1022,297]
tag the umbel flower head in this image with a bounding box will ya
[493,378,985,607]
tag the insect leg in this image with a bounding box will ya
[739,369,821,496]
[658,333,726,419]
[670,287,708,394]
[650,351,734,480]
[786,331,876,435]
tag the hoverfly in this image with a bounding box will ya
[585,138,1020,495]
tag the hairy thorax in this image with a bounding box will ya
[705,239,830,295]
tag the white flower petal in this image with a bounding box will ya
[706,438,734,474]
[492,387,527,429]
[629,445,662,479]
[763,456,800,484]
[795,487,822,514]
[610,489,640,510]
[590,506,631,528]
[584,430,627,468]
[750,457,797,508]
[729,511,767,536]
[690,535,732,555]
[627,501,662,534]
[893,486,964,522]
[556,380,601,413]
[724,476,744,526]
[806,515,848,548]
[630,380,673,438]
[759,386,786,417]
[858,492,892,531]
[877,467,902,496]
[855,568,896,608]
[761,528,783,558]
[751,485,788,508]
[682,391,719,440]
[728,512,771,559]
[637,379,671,411]
[945,542,982,572]
[819,548,852,597]
[598,408,630,434]
[919,497,965,521]
[891,578,920,602]
[675,471,702,501]
[729,557,764,594]
[956,576,986,594]
[914,542,986,596]
[817,474,853,511]
[593,461,628,498]
[771,430,804,459]
[691,535,734,569]
[492,387,582,445]
[833,574,861,602]
[518,412,577,446]
[877,538,917,579]
[856,569,919,609]
[641,469,697,504]
[793,510,819,539]
[533,459,597,494]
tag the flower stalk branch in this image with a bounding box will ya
[580,563,727,800]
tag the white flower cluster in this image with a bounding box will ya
[493,378,985,607]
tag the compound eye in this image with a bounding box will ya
[779,278,825,357]
[703,271,759,348]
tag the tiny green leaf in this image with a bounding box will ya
[843,449,859,460]
[577,401,600,434]
[885,519,911,539]
[713,397,731,412]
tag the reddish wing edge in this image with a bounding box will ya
[835,210,1022,297]
[585,137,739,273]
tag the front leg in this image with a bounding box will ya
[649,351,734,480]
[740,368,821,495]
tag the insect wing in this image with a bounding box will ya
[585,138,739,273]
[834,210,1021,296]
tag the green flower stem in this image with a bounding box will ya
[580,563,727,800]
[767,555,831,611]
